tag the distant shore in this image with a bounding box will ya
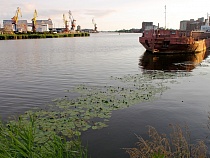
[0,32,90,40]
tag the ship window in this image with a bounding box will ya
[170,31,176,34]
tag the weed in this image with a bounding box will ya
[125,124,207,158]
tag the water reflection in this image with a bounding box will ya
[139,50,210,71]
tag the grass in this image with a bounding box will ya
[0,115,88,158]
[125,124,207,158]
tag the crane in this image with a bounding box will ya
[69,10,76,31]
[63,13,69,32]
[92,18,97,32]
[11,7,22,32]
[32,9,38,32]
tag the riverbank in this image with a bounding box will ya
[0,32,90,40]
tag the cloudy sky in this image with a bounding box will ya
[0,0,210,31]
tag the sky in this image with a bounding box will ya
[0,0,210,31]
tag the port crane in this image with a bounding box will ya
[63,13,69,32]
[11,7,22,32]
[92,18,97,32]
[69,10,76,30]
[32,9,38,32]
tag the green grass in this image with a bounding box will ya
[0,32,90,40]
[0,115,88,158]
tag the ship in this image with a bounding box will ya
[139,22,210,54]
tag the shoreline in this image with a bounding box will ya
[0,32,90,40]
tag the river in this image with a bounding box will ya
[0,33,210,158]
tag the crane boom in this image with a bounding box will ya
[11,7,22,32]
[32,9,38,32]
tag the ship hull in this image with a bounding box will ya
[139,29,210,54]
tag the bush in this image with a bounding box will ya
[0,32,89,40]
[28,34,42,39]
[74,34,80,37]
[68,34,74,37]
[125,125,207,158]
[40,34,46,38]
[22,35,28,39]
[17,35,22,39]
[0,35,6,40]
[7,35,17,40]
[46,34,54,38]
[59,34,65,38]
[54,34,59,38]
[85,33,90,36]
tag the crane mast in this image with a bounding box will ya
[63,14,69,32]
[69,10,76,31]
[92,18,97,32]
[11,7,22,32]
[32,9,38,32]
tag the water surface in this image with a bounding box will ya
[0,33,210,158]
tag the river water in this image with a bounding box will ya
[0,33,210,158]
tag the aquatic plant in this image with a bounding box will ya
[125,124,207,158]
[1,70,192,157]
[9,71,192,141]
[0,115,88,158]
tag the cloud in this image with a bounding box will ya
[81,9,116,18]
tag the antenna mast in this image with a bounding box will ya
[164,5,166,29]
[206,13,209,26]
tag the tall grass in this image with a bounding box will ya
[125,125,207,158]
[0,115,88,158]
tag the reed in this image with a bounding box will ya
[125,124,207,158]
[0,115,88,158]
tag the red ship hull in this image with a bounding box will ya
[139,29,210,53]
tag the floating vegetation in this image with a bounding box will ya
[8,71,192,140]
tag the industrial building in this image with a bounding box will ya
[180,17,210,31]
[3,18,53,33]
[141,16,210,32]
[34,19,53,32]
[1,8,91,34]
[141,22,159,31]
[3,20,27,33]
